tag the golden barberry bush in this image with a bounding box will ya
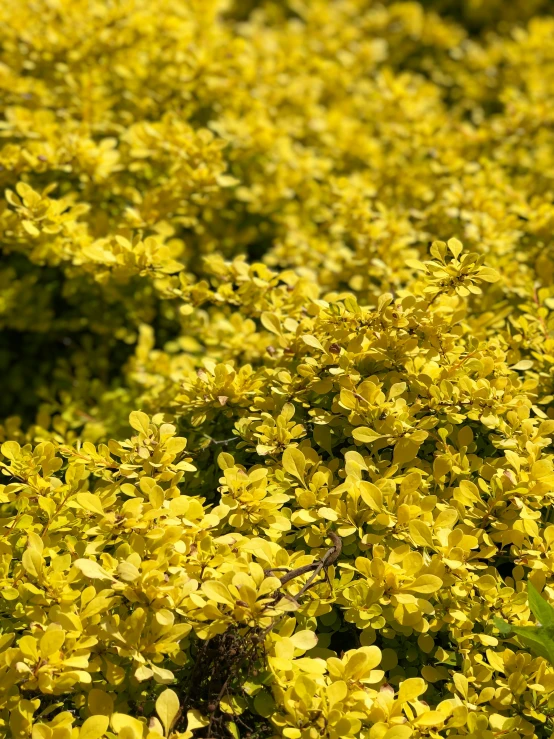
[3,0,554,738]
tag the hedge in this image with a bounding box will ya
[2,1,554,739]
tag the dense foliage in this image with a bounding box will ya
[3,0,554,737]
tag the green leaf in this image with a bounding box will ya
[253,690,276,718]
[511,625,554,665]
[527,581,554,627]
[493,617,511,635]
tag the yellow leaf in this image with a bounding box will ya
[478,266,499,283]
[302,334,325,352]
[290,630,318,651]
[66,463,86,487]
[88,689,114,716]
[76,493,105,516]
[80,716,109,739]
[186,710,209,732]
[457,426,474,447]
[393,437,420,466]
[447,238,463,259]
[32,726,52,739]
[135,665,154,682]
[22,548,43,579]
[398,677,426,702]
[409,520,434,548]
[74,559,114,581]
[111,714,144,739]
[40,629,65,658]
[510,359,533,370]
[117,562,141,582]
[344,647,381,680]
[19,635,39,661]
[453,672,469,699]
[282,447,305,481]
[383,727,413,739]
[326,680,347,706]
[10,699,38,738]
[129,411,150,435]
[156,689,180,735]
[27,532,44,553]
[400,472,422,495]
[359,482,383,511]
[260,312,282,335]
[5,189,20,207]
[22,220,40,236]
[165,437,187,454]
[148,718,164,736]
[352,427,381,443]
[201,581,235,606]
[403,575,442,594]
[1,440,20,460]
[151,665,174,684]
[414,711,446,727]
[294,675,317,703]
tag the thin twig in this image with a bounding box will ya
[265,532,342,599]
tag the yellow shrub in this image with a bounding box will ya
[2,0,554,738]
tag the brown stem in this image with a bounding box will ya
[265,533,342,594]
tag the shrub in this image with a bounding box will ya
[2,1,554,738]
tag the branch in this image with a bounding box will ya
[265,532,342,599]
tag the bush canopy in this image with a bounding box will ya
[2,1,554,739]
